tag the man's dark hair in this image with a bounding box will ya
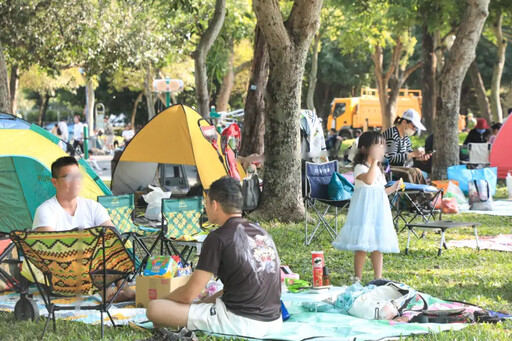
[208,176,243,214]
[51,156,78,178]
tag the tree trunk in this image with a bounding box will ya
[9,64,19,116]
[468,60,491,122]
[37,92,50,126]
[252,0,323,221]
[306,33,320,112]
[240,26,269,157]
[372,45,390,129]
[131,91,144,127]
[432,0,489,180]
[216,40,235,112]
[144,64,156,120]
[422,25,437,131]
[85,77,94,136]
[0,42,10,114]
[490,11,507,123]
[193,0,226,117]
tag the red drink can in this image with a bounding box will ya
[311,251,324,287]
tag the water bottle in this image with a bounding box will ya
[507,171,512,199]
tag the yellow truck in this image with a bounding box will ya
[326,88,422,139]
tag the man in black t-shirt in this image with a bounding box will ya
[146,177,282,338]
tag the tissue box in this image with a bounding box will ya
[136,275,190,308]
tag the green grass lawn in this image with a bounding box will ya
[1,184,511,340]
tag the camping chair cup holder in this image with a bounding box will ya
[303,161,351,246]
[10,226,135,339]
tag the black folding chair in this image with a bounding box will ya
[303,161,351,245]
[388,182,443,237]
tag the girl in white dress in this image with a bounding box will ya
[332,131,400,281]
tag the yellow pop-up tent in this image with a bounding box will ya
[111,104,245,195]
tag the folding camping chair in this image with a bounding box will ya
[461,143,491,169]
[304,161,351,246]
[98,194,160,275]
[388,181,443,237]
[10,226,135,339]
[148,196,204,266]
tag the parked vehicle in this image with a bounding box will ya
[326,88,422,139]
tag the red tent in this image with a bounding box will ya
[490,118,512,179]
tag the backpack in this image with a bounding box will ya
[347,282,426,320]
[242,174,261,212]
[468,179,493,211]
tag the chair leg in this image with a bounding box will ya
[101,310,104,339]
[474,226,480,251]
[304,200,309,245]
[405,227,412,255]
[438,230,445,256]
[42,304,54,339]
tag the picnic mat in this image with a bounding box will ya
[459,200,512,216]
[0,286,148,326]
[0,285,504,340]
[447,234,512,252]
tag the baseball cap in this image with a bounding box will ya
[401,109,426,131]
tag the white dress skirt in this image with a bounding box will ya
[332,164,399,253]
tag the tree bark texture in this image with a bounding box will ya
[432,0,489,180]
[144,64,156,120]
[252,0,323,221]
[9,64,18,116]
[306,33,320,112]
[422,25,437,131]
[193,0,226,117]
[0,42,10,114]
[469,60,491,122]
[490,11,507,123]
[216,40,235,112]
[240,26,269,158]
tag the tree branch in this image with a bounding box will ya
[287,0,323,44]
[384,39,402,83]
[195,0,226,57]
[252,0,290,49]
[234,60,252,74]
[402,60,423,82]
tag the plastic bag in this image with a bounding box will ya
[447,165,497,196]
[444,182,467,205]
[441,197,459,214]
[142,185,171,220]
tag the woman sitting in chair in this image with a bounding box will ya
[382,109,431,184]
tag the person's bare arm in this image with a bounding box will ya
[385,181,401,195]
[356,160,381,185]
[34,226,55,232]
[196,289,224,304]
[164,269,214,305]
[100,219,115,227]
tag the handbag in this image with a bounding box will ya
[242,174,261,212]
[468,179,493,211]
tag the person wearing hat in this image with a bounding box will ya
[463,118,491,145]
[466,113,477,131]
[382,109,431,184]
